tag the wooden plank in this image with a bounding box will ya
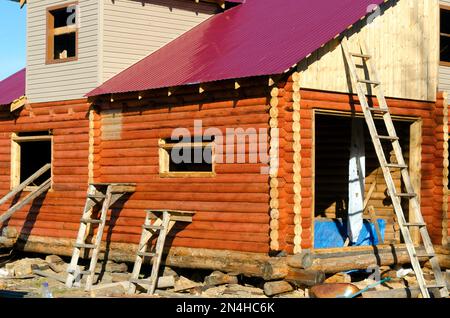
[368,206,383,243]
[0,163,51,207]
[0,178,51,223]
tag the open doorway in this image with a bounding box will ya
[11,131,53,190]
[313,112,421,248]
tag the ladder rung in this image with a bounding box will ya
[137,251,157,258]
[357,79,380,85]
[74,243,96,249]
[80,218,102,224]
[376,135,399,141]
[395,193,417,198]
[414,252,436,258]
[350,53,372,59]
[426,284,447,289]
[385,164,408,169]
[368,107,389,113]
[130,278,154,286]
[403,222,426,227]
[87,195,105,200]
[143,224,165,231]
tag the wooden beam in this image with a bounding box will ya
[10,96,27,112]
[53,25,77,36]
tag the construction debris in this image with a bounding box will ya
[263,281,293,297]
[5,258,48,277]
[324,273,352,284]
[204,271,238,287]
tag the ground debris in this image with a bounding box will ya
[204,271,238,287]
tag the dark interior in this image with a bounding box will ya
[441,8,450,63]
[314,113,411,219]
[168,146,213,172]
[20,141,52,186]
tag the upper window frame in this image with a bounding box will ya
[440,5,450,67]
[45,2,79,65]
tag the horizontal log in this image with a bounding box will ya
[361,286,426,298]
[263,281,293,296]
[285,268,326,287]
[17,236,271,276]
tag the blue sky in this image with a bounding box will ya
[0,1,26,81]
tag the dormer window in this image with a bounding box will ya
[46,3,78,64]
[441,6,450,65]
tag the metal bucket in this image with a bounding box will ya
[310,283,361,298]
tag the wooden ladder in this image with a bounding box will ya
[127,210,195,295]
[65,183,135,290]
[0,163,51,224]
[341,36,448,298]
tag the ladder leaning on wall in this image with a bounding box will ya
[341,36,449,298]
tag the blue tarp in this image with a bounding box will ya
[314,218,386,249]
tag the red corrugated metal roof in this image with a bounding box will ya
[87,0,385,97]
[0,68,25,105]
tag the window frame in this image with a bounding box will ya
[46,2,79,65]
[11,133,54,192]
[158,138,216,178]
[440,5,450,67]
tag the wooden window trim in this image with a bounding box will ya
[440,5,450,66]
[46,2,79,65]
[11,133,54,192]
[159,139,216,178]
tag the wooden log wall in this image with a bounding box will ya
[0,99,90,240]
[441,92,449,246]
[95,81,273,254]
[295,88,447,248]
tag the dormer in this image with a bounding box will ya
[19,0,228,103]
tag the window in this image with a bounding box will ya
[441,7,450,65]
[159,137,215,177]
[46,3,78,64]
[11,131,53,190]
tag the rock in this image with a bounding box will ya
[325,273,351,284]
[353,278,389,292]
[48,263,67,274]
[0,281,6,289]
[222,284,265,297]
[174,276,202,292]
[381,270,403,282]
[202,285,227,297]
[90,282,127,298]
[45,255,65,265]
[204,271,238,287]
[2,227,18,239]
[100,272,114,284]
[94,261,128,274]
[5,258,48,277]
[0,268,9,277]
[163,267,179,278]
[111,272,131,282]
[45,255,67,273]
[446,270,450,289]
[263,281,293,297]
[274,289,306,298]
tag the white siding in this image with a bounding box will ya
[440,1,450,94]
[440,65,450,93]
[26,0,100,103]
[101,0,216,83]
[298,0,440,102]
